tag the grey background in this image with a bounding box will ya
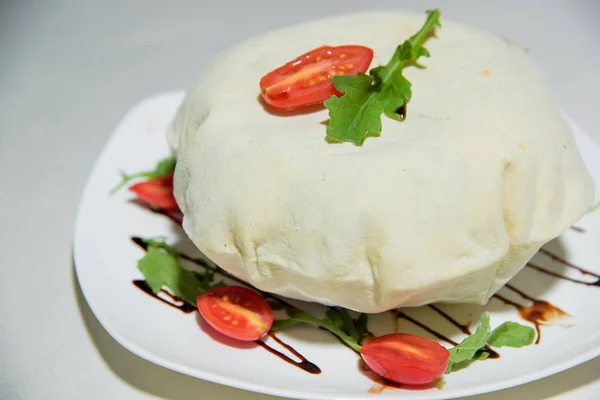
[1,1,599,399]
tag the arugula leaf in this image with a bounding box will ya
[446,313,491,373]
[325,308,344,329]
[270,317,304,331]
[488,321,535,348]
[324,9,441,145]
[137,245,220,304]
[194,269,225,291]
[474,351,490,361]
[446,314,536,373]
[450,350,490,372]
[355,313,369,343]
[111,155,176,194]
[338,308,360,343]
[271,308,363,352]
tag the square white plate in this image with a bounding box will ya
[74,92,600,399]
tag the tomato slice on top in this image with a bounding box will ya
[260,45,373,110]
[128,174,180,211]
[197,286,274,341]
[360,333,450,385]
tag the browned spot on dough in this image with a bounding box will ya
[479,69,491,77]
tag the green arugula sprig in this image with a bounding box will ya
[271,308,369,353]
[446,313,535,373]
[137,238,223,304]
[111,155,176,194]
[324,9,441,146]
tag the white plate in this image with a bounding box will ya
[74,92,600,399]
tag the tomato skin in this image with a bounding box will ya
[197,286,274,341]
[129,174,180,211]
[260,45,373,110]
[360,333,449,385]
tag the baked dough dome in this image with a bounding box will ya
[168,11,594,313]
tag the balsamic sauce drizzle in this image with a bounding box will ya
[147,205,184,225]
[256,333,321,374]
[132,204,598,381]
[493,284,570,344]
[524,248,600,286]
[428,305,500,359]
[393,310,458,346]
[134,275,321,373]
[428,304,470,335]
[132,280,196,313]
[527,263,600,287]
[397,104,407,119]
[133,276,321,373]
[539,248,599,278]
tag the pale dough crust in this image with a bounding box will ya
[168,11,594,312]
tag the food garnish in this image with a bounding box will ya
[488,321,537,348]
[360,333,450,385]
[197,286,274,341]
[446,313,535,373]
[137,237,223,304]
[271,307,369,352]
[129,174,179,210]
[111,155,176,193]
[324,9,441,145]
[260,45,374,110]
[110,155,180,211]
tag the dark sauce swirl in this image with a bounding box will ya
[132,280,196,313]
[493,284,569,344]
[256,333,321,374]
[526,248,600,286]
[130,205,597,387]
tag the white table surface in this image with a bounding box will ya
[1,1,599,399]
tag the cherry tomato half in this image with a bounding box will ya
[360,333,450,385]
[197,286,274,341]
[129,174,180,211]
[260,45,373,110]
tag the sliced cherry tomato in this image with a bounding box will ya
[128,174,179,211]
[260,45,373,110]
[197,286,274,341]
[360,333,450,385]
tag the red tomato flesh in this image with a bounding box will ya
[260,45,373,110]
[129,174,179,211]
[197,286,274,341]
[360,333,450,385]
